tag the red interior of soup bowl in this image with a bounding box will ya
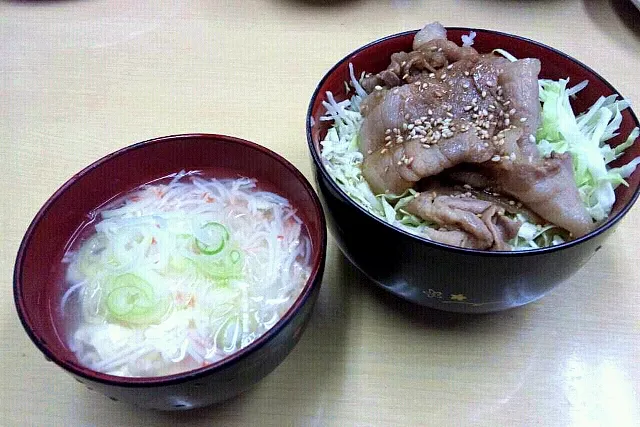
[14,134,327,385]
[307,28,640,232]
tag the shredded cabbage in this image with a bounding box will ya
[319,77,428,235]
[319,63,639,250]
[537,79,640,221]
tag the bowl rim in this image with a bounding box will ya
[14,133,327,387]
[306,26,640,257]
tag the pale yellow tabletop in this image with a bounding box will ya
[2,1,640,426]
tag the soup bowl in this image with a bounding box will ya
[14,134,327,410]
[306,27,640,313]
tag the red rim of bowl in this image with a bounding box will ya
[306,27,640,257]
[14,133,327,387]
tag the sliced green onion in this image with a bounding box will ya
[196,248,245,281]
[104,274,169,326]
[230,249,241,264]
[195,222,229,255]
[107,286,154,316]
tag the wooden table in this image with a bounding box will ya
[2,1,639,425]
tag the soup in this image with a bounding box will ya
[59,170,311,377]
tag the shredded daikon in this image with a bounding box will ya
[62,171,311,377]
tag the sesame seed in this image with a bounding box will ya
[429,73,435,78]
[486,81,495,87]
[401,61,407,66]
[430,46,438,52]
[434,91,443,98]
[520,117,528,122]
[481,90,487,98]
[510,153,516,161]
[422,144,431,149]
[504,118,510,126]
[407,124,414,130]
[385,129,391,135]
[463,184,472,189]
[414,81,421,86]
[509,108,516,115]
[427,109,433,115]
[446,105,453,112]
[384,166,390,173]
[462,83,470,89]
[446,112,454,118]
[464,71,470,76]
[484,142,490,147]
[380,148,388,154]
[471,98,478,105]
[503,100,511,106]
[385,135,392,141]
[440,73,447,80]
[447,64,454,70]
[374,85,383,91]
[491,155,501,162]
[402,74,409,80]
[529,134,536,143]
[508,200,516,206]
[404,113,411,120]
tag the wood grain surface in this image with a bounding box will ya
[1,1,639,425]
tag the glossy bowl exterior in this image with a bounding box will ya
[307,29,640,313]
[14,134,327,410]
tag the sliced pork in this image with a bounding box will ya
[405,191,521,250]
[360,54,520,194]
[354,22,596,245]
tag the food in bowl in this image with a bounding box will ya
[307,27,639,312]
[14,134,326,409]
[319,22,639,251]
[61,171,312,377]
